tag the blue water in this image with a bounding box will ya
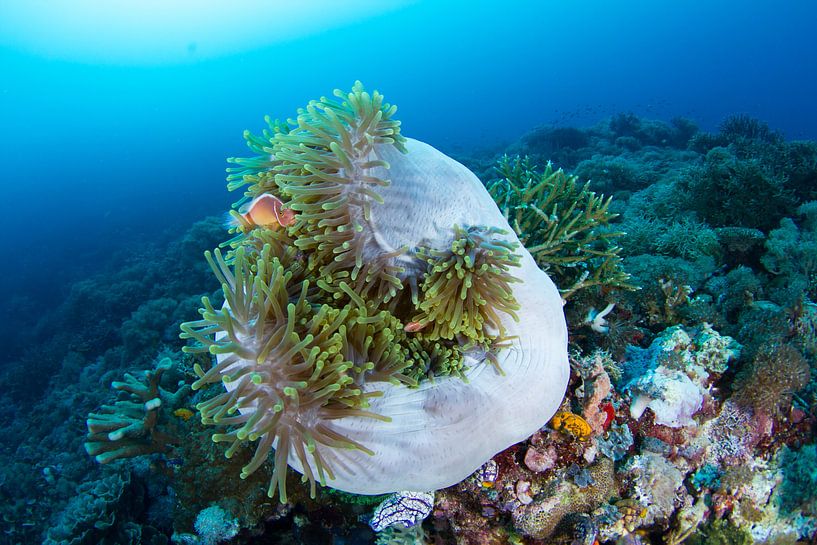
[1,0,812,363]
[1,0,814,384]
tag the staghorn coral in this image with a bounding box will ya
[645,277,693,326]
[181,83,569,501]
[487,155,633,298]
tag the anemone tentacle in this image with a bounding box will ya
[412,225,522,344]
[267,82,407,308]
[180,244,391,502]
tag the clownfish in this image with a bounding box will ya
[404,321,426,333]
[227,194,296,230]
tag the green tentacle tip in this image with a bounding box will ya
[283,387,298,397]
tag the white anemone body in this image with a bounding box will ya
[219,138,569,494]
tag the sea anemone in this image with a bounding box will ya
[226,82,407,309]
[182,82,569,500]
[412,225,521,345]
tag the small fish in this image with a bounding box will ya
[228,194,296,230]
[173,408,195,421]
[404,321,426,333]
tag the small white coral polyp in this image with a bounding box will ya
[182,82,569,500]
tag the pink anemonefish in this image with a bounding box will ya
[227,194,296,230]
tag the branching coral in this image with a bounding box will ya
[683,147,796,231]
[486,154,633,298]
[85,358,186,463]
[761,202,817,301]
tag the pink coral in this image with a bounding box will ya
[524,445,558,473]
[574,350,614,436]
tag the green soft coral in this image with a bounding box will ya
[487,155,634,299]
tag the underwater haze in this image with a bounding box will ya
[2,1,817,544]
[1,0,816,317]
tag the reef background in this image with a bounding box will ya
[1,1,817,544]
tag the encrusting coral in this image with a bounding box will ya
[180,82,569,501]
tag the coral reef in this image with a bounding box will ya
[7,101,817,545]
[85,358,189,463]
[192,505,240,545]
[683,145,796,232]
[487,154,633,298]
[511,457,615,539]
[732,342,811,418]
[43,472,167,545]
